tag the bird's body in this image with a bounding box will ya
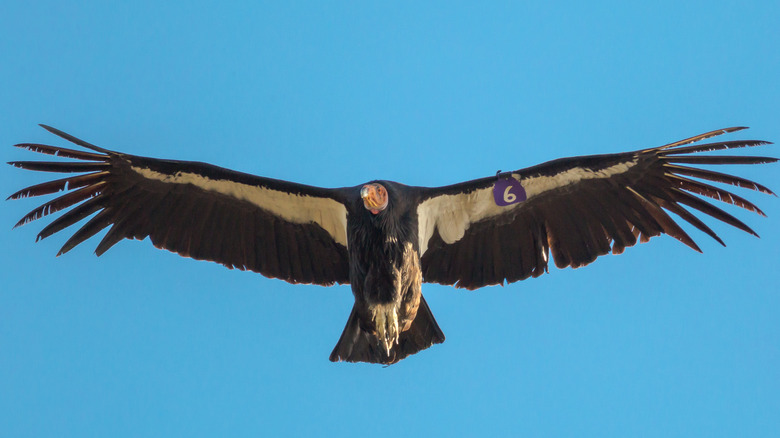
[9,125,776,364]
[337,182,444,363]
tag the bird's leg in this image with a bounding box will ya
[371,303,400,355]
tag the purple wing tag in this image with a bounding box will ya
[493,178,527,206]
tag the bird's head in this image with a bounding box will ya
[361,183,388,215]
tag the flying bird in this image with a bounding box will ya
[8,125,776,364]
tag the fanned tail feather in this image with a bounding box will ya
[329,296,445,365]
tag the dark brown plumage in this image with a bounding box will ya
[8,125,776,364]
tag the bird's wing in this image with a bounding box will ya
[416,127,776,290]
[9,125,350,286]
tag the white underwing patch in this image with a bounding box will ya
[521,160,637,198]
[417,158,638,256]
[417,186,498,256]
[133,166,349,246]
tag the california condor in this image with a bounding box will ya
[8,125,776,364]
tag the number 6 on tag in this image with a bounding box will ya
[493,178,527,206]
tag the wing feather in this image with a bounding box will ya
[14,183,107,228]
[59,208,115,256]
[669,188,758,237]
[14,143,106,161]
[39,196,105,241]
[666,174,766,215]
[418,128,775,289]
[9,126,350,286]
[663,164,775,194]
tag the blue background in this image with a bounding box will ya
[2,2,778,437]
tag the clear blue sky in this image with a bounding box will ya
[1,2,778,437]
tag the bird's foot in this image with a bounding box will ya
[371,303,399,355]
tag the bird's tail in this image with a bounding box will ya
[329,296,445,365]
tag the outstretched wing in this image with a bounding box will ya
[9,125,350,286]
[417,127,776,290]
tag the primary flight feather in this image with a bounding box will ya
[8,125,776,364]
